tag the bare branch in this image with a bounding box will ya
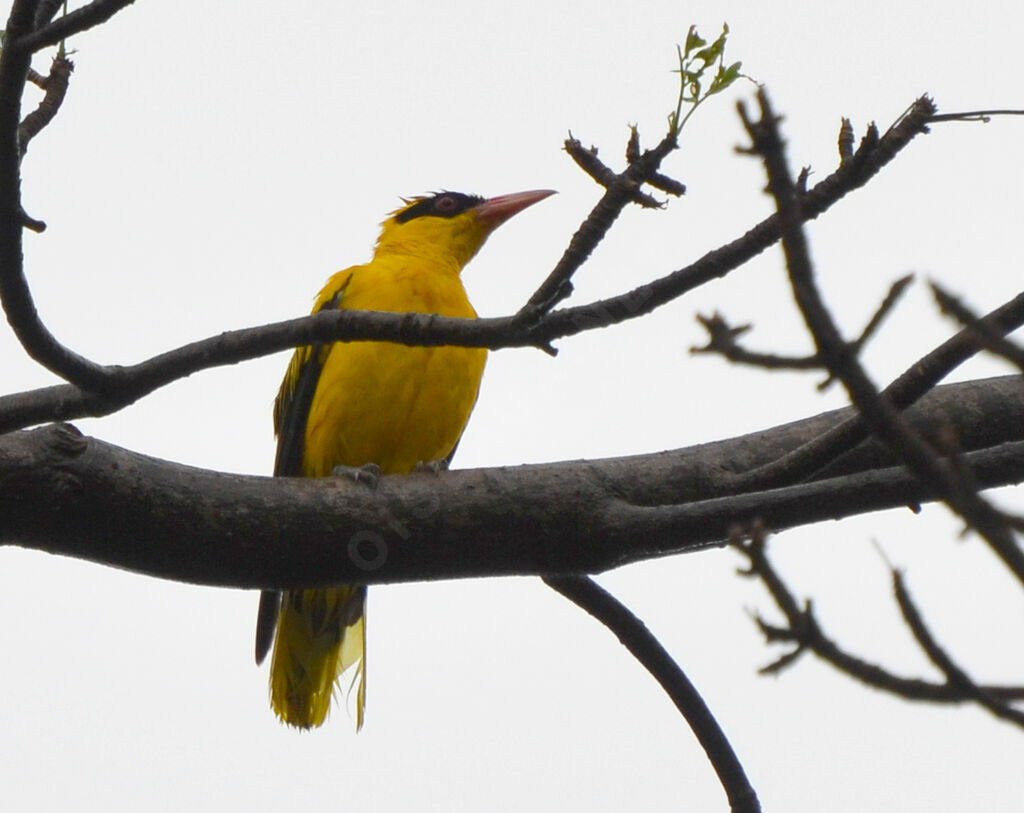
[535,96,936,340]
[854,274,914,348]
[0,2,114,392]
[729,289,1024,492]
[691,311,824,370]
[32,0,63,29]
[837,117,855,163]
[893,569,1024,728]
[0,75,941,433]
[17,52,73,155]
[517,126,685,323]
[739,87,1024,586]
[692,274,912,381]
[13,0,138,53]
[545,575,760,812]
[931,282,1024,373]
[927,108,1024,124]
[734,530,1024,704]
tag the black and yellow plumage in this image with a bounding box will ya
[256,189,554,729]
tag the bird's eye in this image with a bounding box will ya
[435,195,457,213]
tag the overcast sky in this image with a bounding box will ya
[3,1,1024,810]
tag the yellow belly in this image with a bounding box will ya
[303,257,486,476]
[304,339,486,477]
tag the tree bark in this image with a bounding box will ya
[2,375,1022,589]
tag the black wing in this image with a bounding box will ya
[254,344,328,664]
[254,286,347,665]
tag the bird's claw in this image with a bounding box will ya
[331,462,382,488]
[413,459,449,475]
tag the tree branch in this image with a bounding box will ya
[0,1,115,392]
[0,92,939,432]
[691,273,912,380]
[892,568,1024,727]
[545,575,760,812]
[740,88,1024,585]
[13,0,138,53]
[931,282,1024,373]
[2,376,1022,589]
[517,126,684,322]
[17,52,73,157]
[728,287,1024,493]
[734,530,1024,705]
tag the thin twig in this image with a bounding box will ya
[692,274,913,382]
[837,117,855,163]
[734,530,1024,703]
[544,575,760,813]
[852,274,915,352]
[517,127,683,324]
[691,312,822,370]
[892,568,1024,728]
[18,52,73,155]
[927,109,1024,123]
[816,274,916,390]
[931,282,1024,373]
[523,96,938,343]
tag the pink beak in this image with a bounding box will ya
[474,189,556,232]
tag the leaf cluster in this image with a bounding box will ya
[669,23,746,136]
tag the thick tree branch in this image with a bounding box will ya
[2,376,1022,590]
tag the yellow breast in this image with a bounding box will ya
[302,255,487,477]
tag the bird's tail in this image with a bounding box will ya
[269,584,366,730]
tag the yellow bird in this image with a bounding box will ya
[255,188,555,729]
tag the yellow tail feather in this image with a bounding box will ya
[269,586,366,730]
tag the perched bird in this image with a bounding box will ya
[256,188,555,729]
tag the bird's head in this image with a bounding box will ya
[374,189,555,269]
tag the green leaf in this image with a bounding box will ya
[668,22,752,138]
[684,25,706,56]
[709,61,743,95]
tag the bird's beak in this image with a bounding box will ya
[474,189,556,232]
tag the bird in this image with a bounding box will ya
[255,188,556,729]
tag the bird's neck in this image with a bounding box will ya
[372,240,470,275]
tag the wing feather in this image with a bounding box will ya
[255,272,353,665]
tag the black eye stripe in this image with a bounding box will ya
[394,192,484,224]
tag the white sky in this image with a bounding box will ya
[3,1,1024,810]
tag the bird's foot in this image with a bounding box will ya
[415,456,448,475]
[331,462,382,488]
[414,458,449,475]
